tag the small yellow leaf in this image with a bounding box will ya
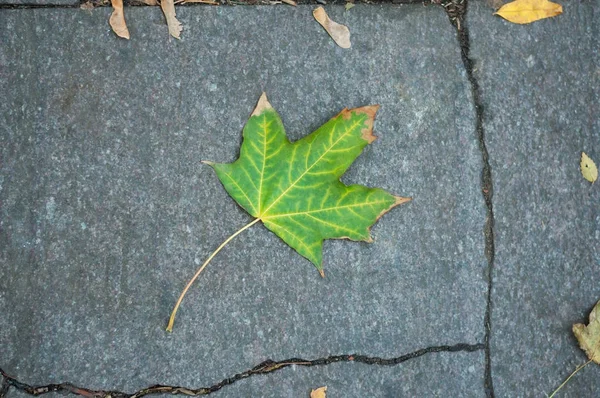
[580,152,598,183]
[313,6,351,49]
[310,386,327,398]
[494,0,563,24]
[160,0,183,39]
[345,2,355,11]
[109,0,130,39]
[573,300,600,364]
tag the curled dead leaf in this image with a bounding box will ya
[310,386,327,398]
[548,300,600,397]
[313,6,351,49]
[494,0,563,24]
[109,0,130,39]
[573,300,600,364]
[160,0,183,39]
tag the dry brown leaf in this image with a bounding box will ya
[109,0,130,39]
[548,300,600,397]
[494,0,563,24]
[313,6,351,49]
[310,386,327,398]
[161,0,183,39]
[573,300,600,364]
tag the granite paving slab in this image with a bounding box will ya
[468,1,600,396]
[0,4,487,396]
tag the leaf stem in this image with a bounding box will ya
[548,359,592,398]
[166,218,261,332]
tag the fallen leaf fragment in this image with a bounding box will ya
[548,301,600,397]
[345,2,354,11]
[281,0,297,5]
[573,300,600,364]
[313,6,351,49]
[160,0,183,39]
[109,0,130,39]
[310,386,327,398]
[494,0,563,24]
[580,152,598,183]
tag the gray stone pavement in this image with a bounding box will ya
[0,2,597,398]
[469,2,600,396]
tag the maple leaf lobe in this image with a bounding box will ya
[573,300,600,364]
[208,93,410,271]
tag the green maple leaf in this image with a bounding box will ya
[207,93,410,273]
[166,93,410,331]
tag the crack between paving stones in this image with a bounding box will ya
[0,343,484,398]
[443,0,495,397]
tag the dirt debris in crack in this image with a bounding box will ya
[0,343,484,398]
[1,379,10,398]
[443,0,496,397]
[436,0,465,30]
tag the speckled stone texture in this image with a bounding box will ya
[0,5,487,397]
[468,2,600,396]
[0,0,78,5]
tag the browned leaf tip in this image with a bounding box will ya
[335,105,379,143]
[394,196,412,206]
[355,105,379,144]
[251,92,273,117]
[373,195,411,223]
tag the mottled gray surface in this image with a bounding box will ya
[0,4,487,397]
[468,2,600,397]
[0,0,78,5]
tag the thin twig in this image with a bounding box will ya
[548,359,593,398]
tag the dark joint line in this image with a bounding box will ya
[0,343,484,398]
[443,0,496,397]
